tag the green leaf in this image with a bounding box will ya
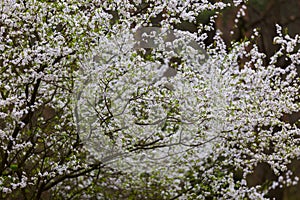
[10,164,18,171]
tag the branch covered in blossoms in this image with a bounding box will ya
[1,0,299,199]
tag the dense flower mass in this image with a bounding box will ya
[0,0,300,199]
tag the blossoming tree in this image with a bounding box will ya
[0,0,300,199]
